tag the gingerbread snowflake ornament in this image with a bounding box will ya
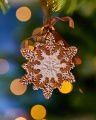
[20,28,78,99]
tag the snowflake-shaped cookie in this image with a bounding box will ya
[20,32,77,99]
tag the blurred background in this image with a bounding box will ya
[0,0,96,120]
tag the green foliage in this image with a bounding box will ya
[39,0,96,16]
[47,0,66,14]
[65,0,87,14]
[0,0,10,14]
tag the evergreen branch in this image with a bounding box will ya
[0,0,6,14]
[0,0,10,14]
[47,0,67,14]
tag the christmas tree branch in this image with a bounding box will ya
[0,0,6,14]
[0,0,10,14]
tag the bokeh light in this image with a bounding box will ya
[4,108,29,120]
[15,117,27,120]
[79,88,84,94]
[16,6,31,22]
[30,105,46,120]
[0,59,9,74]
[10,79,27,95]
[59,81,73,94]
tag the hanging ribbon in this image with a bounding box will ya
[50,16,74,28]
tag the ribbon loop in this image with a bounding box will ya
[50,16,75,28]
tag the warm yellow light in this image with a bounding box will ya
[16,6,31,22]
[15,117,27,120]
[0,59,9,74]
[10,79,27,95]
[31,105,46,120]
[59,81,73,94]
[79,88,84,94]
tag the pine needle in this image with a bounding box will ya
[47,0,67,14]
